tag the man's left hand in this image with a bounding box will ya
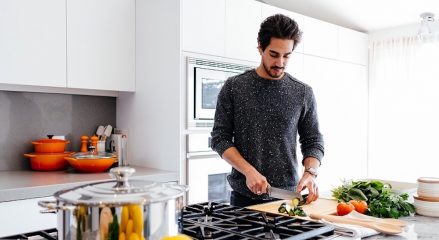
[296,172,318,204]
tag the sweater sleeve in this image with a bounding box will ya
[210,79,235,157]
[298,86,325,164]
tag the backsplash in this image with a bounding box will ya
[0,91,116,171]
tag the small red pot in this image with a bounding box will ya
[32,139,70,153]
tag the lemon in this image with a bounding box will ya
[161,234,193,240]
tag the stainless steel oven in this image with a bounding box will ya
[186,133,232,204]
[186,56,256,129]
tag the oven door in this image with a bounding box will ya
[194,67,239,120]
[187,152,232,204]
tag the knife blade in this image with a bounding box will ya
[268,186,303,201]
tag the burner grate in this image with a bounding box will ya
[180,202,336,240]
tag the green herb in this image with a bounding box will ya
[107,214,119,240]
[332,180,415,218]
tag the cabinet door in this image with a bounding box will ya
[260,3,304,54]
[181,0,225,56]
[0,197,57,237]
[0,0,66,87]
[225,0,262,62]
[303,55,367,191]
[67,0,135,91]
[303,16,338,59]
[338,27,369,65]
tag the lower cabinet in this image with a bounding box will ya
[0,197,57,237]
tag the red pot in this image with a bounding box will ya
[24,152,74,171]
[32,139,70,153]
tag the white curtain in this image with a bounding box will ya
[369,34,439,182]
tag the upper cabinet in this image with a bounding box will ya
[225,0,262,62]
[0,0,135,93]
[260,3,304,54]
[181,0,225,56]
[0,0,66,87]
[67,0,135,91]
[302,16,339,59]
[338,27,369,65]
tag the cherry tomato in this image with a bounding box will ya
[349,200,368,214]
[337,202,355,216]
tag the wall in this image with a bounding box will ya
[117,0,182,177]
[0,91,116,171]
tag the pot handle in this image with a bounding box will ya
[31,141,42,145]
[38,200,59,214]
[24,153,36,158]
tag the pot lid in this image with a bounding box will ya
[54,166,187,206]
[71,151,115,159]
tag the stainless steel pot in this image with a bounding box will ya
[39,167,187,240]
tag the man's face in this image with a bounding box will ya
[258,38,294,79]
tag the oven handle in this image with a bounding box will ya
[186,151,219,159]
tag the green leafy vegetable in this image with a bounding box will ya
[278,202,307,217]
[332,180,415,218]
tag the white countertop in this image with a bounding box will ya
[0,165,178,202]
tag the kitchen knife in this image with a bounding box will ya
[268,186,303,201]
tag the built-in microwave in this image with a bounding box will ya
[186,56,256,129]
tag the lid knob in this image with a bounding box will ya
[109,166,136,190]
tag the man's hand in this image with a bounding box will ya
[296,172,318,204]
[244,167,269,195]
[297,157,320,204]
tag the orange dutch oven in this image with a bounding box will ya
[24,152,74,171]
[32,137,70,153]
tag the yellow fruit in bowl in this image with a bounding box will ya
[161,234,192,240]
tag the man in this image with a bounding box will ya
[211,14,324,207]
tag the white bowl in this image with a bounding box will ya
[414,194,439,217]
[417,177,439,198]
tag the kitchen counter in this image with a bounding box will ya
[362,214,439,239]
[0,166,178,202]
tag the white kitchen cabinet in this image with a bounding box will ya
[303,16,338,60]
[260,3,304,54]
[0,0,66,87]
[0,196,57,237]
[67,0,135,91]
[225,0,262,62]
[303,55,367,191]
[286,52,304,81]
[338,27,369,65]
[181,0,225,56]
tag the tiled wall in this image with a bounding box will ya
[0,91,116,171]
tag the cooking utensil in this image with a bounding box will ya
[65,152,116,173]
[96,125,105,140]
[32,137,70,153]
[309,213,404,235]
[101,125,113,141]
[267,186,303,201]
[38,166,188,240]
[24,152,74,171]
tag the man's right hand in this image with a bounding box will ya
[243,167,269,195]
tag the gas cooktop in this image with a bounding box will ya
[180,202,336,240]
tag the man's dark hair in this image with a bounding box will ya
[257,14,302,52]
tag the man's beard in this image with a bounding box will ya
[263,62,284,79]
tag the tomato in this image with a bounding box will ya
[337,202,355,216]
[349,200,368,214]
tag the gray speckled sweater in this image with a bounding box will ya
[211,69,324,199]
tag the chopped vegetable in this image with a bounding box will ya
[278,202,307,217]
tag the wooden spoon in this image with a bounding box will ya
[348,211,407,227]
[310,213,404,235]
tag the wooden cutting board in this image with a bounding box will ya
[247,198,338,219]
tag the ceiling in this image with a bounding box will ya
[261,0,439,33]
